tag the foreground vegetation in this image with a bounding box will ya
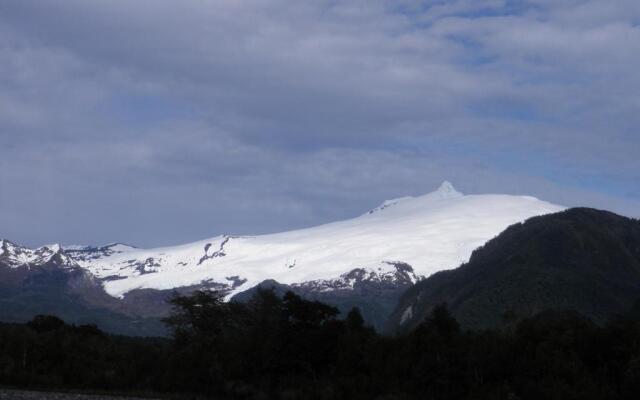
[1,289,640,399]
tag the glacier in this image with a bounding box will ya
[43,181,565,299]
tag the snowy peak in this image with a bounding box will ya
[432,181,462,198]
[43,244,62,253]
[419,181,463,202]
[0,239,33,266]
[368,181,462,215]
[0,240,74,268]
[0,239,15,258]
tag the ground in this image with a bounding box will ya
[0,389,160,400]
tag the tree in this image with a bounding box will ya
[27,315,66,333]
[162,289,231,342]
[420,303,460,339]
[346,307,365,331]
[282,291,339,328]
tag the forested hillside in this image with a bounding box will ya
[2,289,640,399]
[388,208,640,332]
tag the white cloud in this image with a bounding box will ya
[0,0,638,246]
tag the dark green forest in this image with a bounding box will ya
[2,289,640,399]
[390,208,640,332]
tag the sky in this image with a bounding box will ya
[0,0,639,248]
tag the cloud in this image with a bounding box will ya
[0,0,638,247]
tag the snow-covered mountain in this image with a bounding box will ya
[65,182,563,297]
[0,240,75,268]
[0,182,565,333]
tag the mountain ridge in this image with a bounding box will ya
[56,182,564,299]
[1,182,565,333]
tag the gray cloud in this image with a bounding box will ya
[0,0,638,247]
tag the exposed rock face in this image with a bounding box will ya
[233,262,421,331]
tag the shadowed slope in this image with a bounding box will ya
[388,208,640,332]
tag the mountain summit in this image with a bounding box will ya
[432,180,463,199]
[1,183,564,332]
[66,183,564,299]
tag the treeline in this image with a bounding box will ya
[1,289,640,399]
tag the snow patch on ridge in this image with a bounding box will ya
[367,181,463,215]
[400,305,413,324]
[368,196,414,215]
